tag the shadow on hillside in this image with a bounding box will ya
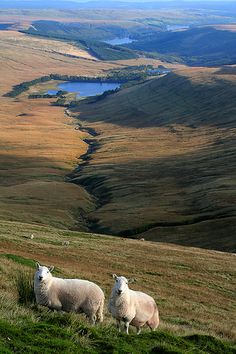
[0,153,67,186]
[75,73,236,129]
[70,138,236,252]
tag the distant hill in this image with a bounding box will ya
[128,27,236,66]
[70,70,236,252]
[23,21,139,60]
[1,1,236,11]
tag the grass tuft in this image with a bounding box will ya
[14,270,35,306]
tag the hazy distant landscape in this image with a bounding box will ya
[0,0,235,353]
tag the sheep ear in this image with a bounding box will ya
[35,262,40,269]
[112,274,118,280]
[49,266,54,272]
[128,278,135,284]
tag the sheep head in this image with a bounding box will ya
[112,274,134,295]
[35,262,54,283]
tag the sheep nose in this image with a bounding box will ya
[39,276,43,281]
[117,290,122,295]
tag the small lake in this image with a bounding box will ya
[0,23,13,30]
[47,81,121,98]
[103,37,135,45]
[166,25,190,31]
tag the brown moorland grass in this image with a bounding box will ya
[214,24,236,32]
[0,30,164,230]
[0,30,115,229]
[0,96,94,229]
[0,220,235,341]
[0,31,97,60]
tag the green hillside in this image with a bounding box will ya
[23,20,139,60]
[0,220,235,353]
[128,27,236,66]
[77,72,236,128]
[23,20,154,42]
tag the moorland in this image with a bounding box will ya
[0,3,235,353]
[0,4,235,249]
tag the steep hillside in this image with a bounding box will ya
[129,27,236,66]
[69,69,236,251]
[77,71,236,128]
[0,220,235,353]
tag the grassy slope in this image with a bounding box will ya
[0,220,235,353]
[0,30,118,230]
[70,68,236,251]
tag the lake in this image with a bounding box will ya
[166,25,190,31]
[47,81,121,98]
[0,24,13,30]
[103,37,135,45]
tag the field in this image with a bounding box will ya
[0,220,235,353]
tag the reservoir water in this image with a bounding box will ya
[48,81,121,98]
[103,37,134,45]
[0,24,13,30]
[166,25,190,31]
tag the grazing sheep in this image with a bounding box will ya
[34,262,104,324]
[62,240,70,246]
[30,234,34,240]
[108,274,159,334]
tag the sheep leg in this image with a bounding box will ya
[116,320,121,332]
[90,314,97,326]
[124,321,129,335]
[136,327,141,335]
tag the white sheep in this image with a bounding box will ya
[34,262,104,324]
[108,274,159,334]
[30,234,34,240]
[62,241,70,246]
